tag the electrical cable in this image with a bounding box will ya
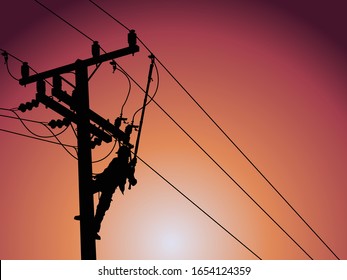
[115,67,132,117]
[9,109,69,139]
[135,154,262,260]
[1,48,53,87]
[70,123,78,138]
[67,119,115,164]
[0,113,46,124]
[31,0,129,134]
[87,2,339,259]
[0,127,76,148]
[131,60,159,123]
[25,2,263,256]
[1,50,20,81]
[42,123,78,159]
[33,0,149,122]
[5,62,20,81]
[33,0,94,43]
[0,107,17,112]
[1,48,24,63]
[156,49,340,261]
[30,0,131,124]
[32,0,102,85]
[88,0,131,32]
[30,0,320,259]
[92,139,118,164]
[116,63,313,259]
[1,108,76,158]
[61,75,76,89]
[89,63,102,81]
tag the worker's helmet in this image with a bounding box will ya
[117,145,131,158]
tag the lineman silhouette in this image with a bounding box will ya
[75,145,137,240]
[93,145,137,239]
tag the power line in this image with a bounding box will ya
[33,0,94,42]
[92,139,118,164]
[7,2,136,260]
[0,113,46,124]
[8,109,69,139]
[0,48,24,63]
[155,61,341,260]
[70,123,78,138]
[42,123,78,159]
[88,0,131,32]
[1,48,52,86]
[155,49,340,261]
[0,127,76,148]
[23,1,260,255]
[1,108,69,138]
[88,62,102,81]
[115,67,132,117]
[115,63,313,259]
[31,0,130,122]
[31,0,137,124]
[88,2,339,259]
[136,154,262,260]
[132,60,159,123]
[5,60,20,81]
[28,1,316,258]
[2,50,22,81]
[19,1,136,163]
[1,107,77,158]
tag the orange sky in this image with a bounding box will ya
[1,0,346,259]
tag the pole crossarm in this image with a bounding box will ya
[36,92,112,143]
[52,90,129,143]
[19,45,139,86]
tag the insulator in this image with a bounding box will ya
[91,138,102,149]
[62,118,71,126]
[95,138,102,146]
[31,99,39,108]
[110,60,117,73]
[2,51,8,63]
[92,41,100,58]
[21,62,29,79]
[48,118,70,129]
[48,120,57,129]
[91,141,96,149]
[18,103,27,112]
[26,102,33,110]
[36,79,46,94]
[114,117,122,128]
[128,30,137,47]
[125,124,133,135]
[56,119,64,128]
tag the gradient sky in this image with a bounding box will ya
[1,0,346,260]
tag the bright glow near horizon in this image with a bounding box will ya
[0,0,346,260]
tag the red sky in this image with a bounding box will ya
[1,0,346,259]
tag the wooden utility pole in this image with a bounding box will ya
[75,60,96,259]
[19,32,139,259]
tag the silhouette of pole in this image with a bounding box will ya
[75,60,96,260]
[18,38,139,259]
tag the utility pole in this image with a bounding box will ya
[75,60,95,259]
[19,31,139,259]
